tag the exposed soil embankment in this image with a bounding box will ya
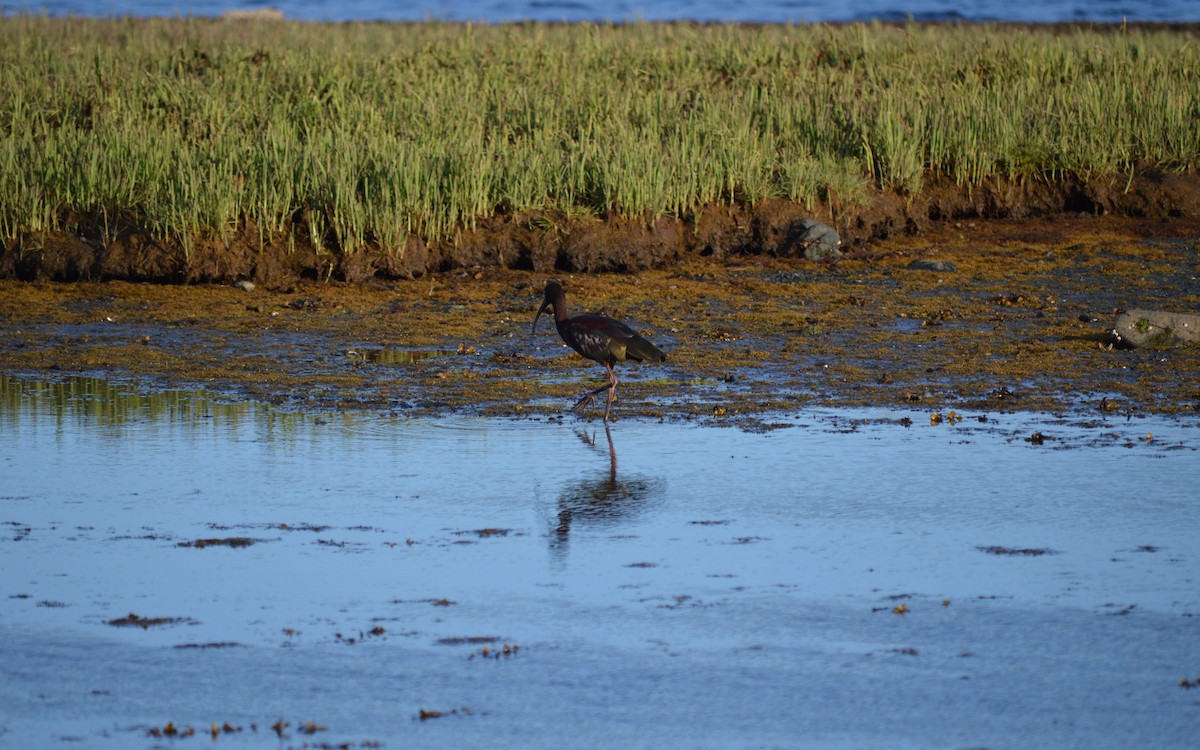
[4,173,1199,285]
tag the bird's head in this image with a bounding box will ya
[532,280,565,334]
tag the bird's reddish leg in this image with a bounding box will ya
[571,383,609,414]
[571,363,620,421]
[602,363,618,423]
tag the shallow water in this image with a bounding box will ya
[1,375,1198,748]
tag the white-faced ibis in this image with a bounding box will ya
[532,280,666,422]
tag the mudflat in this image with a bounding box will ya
[2,216,1198,428]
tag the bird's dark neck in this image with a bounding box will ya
[549,294,569,323]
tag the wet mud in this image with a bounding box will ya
[2,216,1198,427]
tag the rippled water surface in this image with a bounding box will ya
[1,375,1198,748]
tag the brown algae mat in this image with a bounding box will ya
[2,216,1198,428]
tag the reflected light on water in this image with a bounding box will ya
[1,375,1198,749]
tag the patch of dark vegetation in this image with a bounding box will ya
[334,626,387,644]
[391,598,456,607]
[148,719,328,740]
[174,642,244,649]
[147,722,197,739]
[977,546,1057,556]
[107,612,197,629]
[728,536,769,545]
[454,528,513,538]
[689,519,732,525]
[437,636,501,646]
[625,561,659,568]
[1101,603,1138,616]
[658,594,710,609]
[178,537,257,549]
[36,600,68,608]
[468,642,520,660]
[278,523,330,532]
[5,522,32,541]
[418,707,474,721]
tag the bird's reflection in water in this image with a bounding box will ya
[550,424,663,562]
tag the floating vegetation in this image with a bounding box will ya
[454,528,514,539]
[418,707,474,721]
[108,612,197,629]
[174,642,244,649]
[437,636,501,646]
[177,537,257,548]
[470,643,520,660]
[977,546,1057,556]
[332,626,388,645]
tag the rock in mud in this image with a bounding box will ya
[1113,309,1200,348]
[905,259,958,272]
[783,219,843,260]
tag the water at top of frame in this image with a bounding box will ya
[3,0,1199,24]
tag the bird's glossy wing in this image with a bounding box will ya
[573,315,665,363]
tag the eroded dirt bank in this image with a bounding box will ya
[4,174,1200,284]
[2,215,1198,428]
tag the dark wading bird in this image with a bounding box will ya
[532,280,667,422]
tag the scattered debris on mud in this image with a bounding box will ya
[1,217,1198,427]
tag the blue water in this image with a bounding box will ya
[3,0,1198,23]
[2,375,1199,747]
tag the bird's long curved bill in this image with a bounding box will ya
[532,300,551,334]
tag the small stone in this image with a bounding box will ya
[234,280,256,292]
[905,259,957,272]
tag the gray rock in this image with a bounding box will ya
[234,280,256,292]
[1113,309,1200,348]
[785,219,842,260]
[905,259,958,272]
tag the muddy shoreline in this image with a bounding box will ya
[5,174,1200,285]
[2,215,1198,428]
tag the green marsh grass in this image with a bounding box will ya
[0,17,1197,253]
